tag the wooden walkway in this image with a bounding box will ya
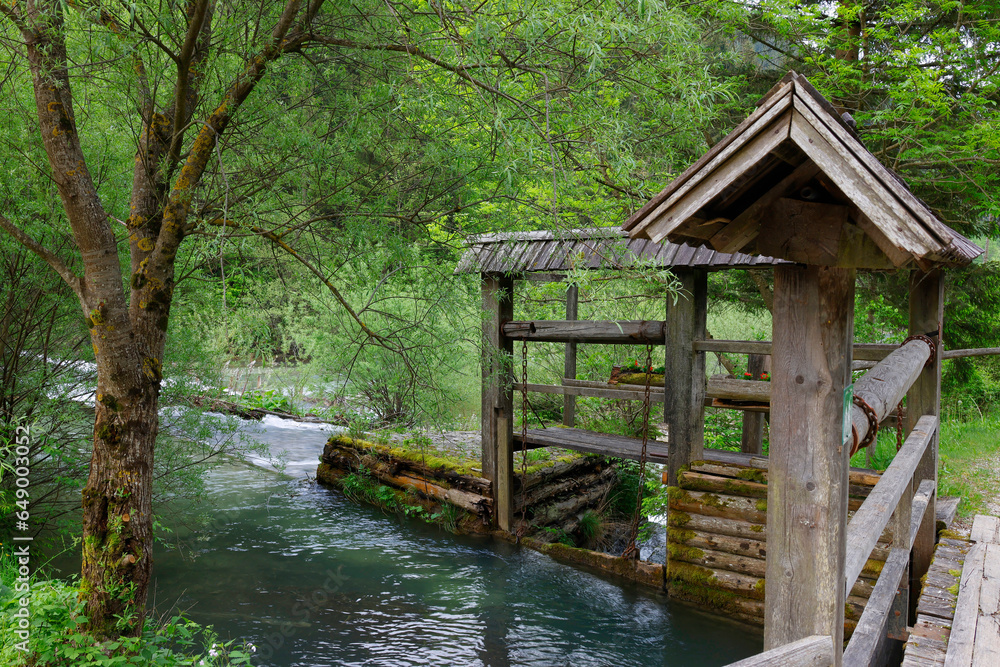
[903,514,1000,667]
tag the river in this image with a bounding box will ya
[62,415,764,666]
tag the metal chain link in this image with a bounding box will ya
[622,343,653,561]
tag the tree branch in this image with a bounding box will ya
[0,212,84,303]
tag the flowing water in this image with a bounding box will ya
[61,416,764,666]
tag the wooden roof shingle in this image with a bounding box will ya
[623,71,984,270]
[454,227,788,274]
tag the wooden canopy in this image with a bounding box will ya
[623,71,983,270]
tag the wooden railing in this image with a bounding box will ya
[726,635,834,666]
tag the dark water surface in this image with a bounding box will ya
[67,416,764,666]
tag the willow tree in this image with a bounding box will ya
[0,0,728,636]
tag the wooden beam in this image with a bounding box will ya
[725,635,834,667]
[708,375,772,402]
[842,547,910,666]
[514,382,666,402]
[501,319,665,344]
[563,284,579,427]
[764,265,854,664]
[943,347,1000,359]
[741,354,768,455]
[710,162,821,254]
[664,269,707,484]
[496,416,513,531]
[481,276,513,505]
[908,270,943,604]
[693,339,897,361]
[944,542,987,667]
[844,415,936,597]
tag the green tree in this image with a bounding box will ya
[0,0,729,637]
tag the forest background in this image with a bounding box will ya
[2,0,1000,662]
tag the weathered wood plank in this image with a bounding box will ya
[942,347,1000,360]
[708,375,772,402]
[624,80,795,234]
[496,416,513,531]
[710,162,821,253]
[726,635,834,667]
[843,547,910,667]
[910,480,936,547]
[844,417,935,595]
[501,319,666,344]
[741,354,768,454]
[972,543,1000,665]
[944,542,987,667]
[513,381,666,402]
[481,275,513,487]
[971,515,1000,544]
[563,284,579,427]
[765,265,854,663]
[664,269,707,484]
[693,339,897,361]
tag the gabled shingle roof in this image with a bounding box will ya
[623,71,983,269]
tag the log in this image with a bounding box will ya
[520,456,601,491]
[849,339,934,452]
[515,468,610,510]
[687,459,882,490]
[707,375,772,402]
[673,513,768,542]
[389,471,493,517]
[513,381,666,402]
[670,489,768,524]
[678,470,768,498]
[563,284,579,427]
[766,265,854,657]
[942,347,1000,360]
[741,354,768,454]
[482,275,513,484]
[530,470,617,525]
[502,319,666,344]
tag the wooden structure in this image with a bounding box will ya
[458,226,790,531]
[625,71,982,666]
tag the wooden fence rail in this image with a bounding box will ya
[844,415,937,596]
[725,635,834,667]
[842,479,935,666]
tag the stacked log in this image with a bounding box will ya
[317,435,617,533]
[666,458,887,633]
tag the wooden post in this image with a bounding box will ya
[563,283,579,427]
[764,265,855,664]
[907,269,943,607]
[481,273,514,527]
[741,354,769,454]
[664,268,707,485]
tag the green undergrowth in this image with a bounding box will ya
[339,466,463,530]
[0,547,251,666]
[938,414,1000,517]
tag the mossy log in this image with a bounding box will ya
[523,539,665,590]
[670,513,768,540]
[668,561,766,600]
[678,530,768,560]
[678,470,768,498]
[518,456,600,491]
[530,468,617,525]
[687,460,882,490]
[322,437,492,495]
[669,489,768,523]
[381,470,492,517]
[515,467,608,511]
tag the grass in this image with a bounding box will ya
[938,414,1000,517]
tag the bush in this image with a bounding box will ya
[0,547,252,666]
